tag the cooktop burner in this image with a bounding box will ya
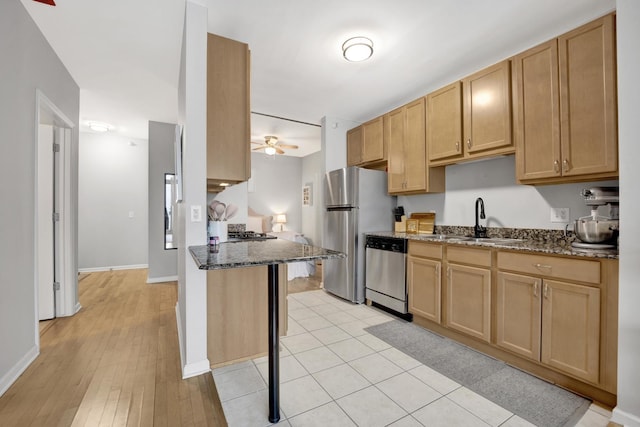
[228,231,277,241]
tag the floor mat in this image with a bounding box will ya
[365,320,591,427]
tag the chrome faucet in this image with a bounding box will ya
[474,197,487,238]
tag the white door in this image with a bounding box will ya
[37,124,55,320]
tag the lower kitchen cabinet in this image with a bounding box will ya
[497,272,600,383]
[407,241,617,405]
[445,263,491,342]
[541,279,600,383]
[496,272,542,360]
[408,256,442,323]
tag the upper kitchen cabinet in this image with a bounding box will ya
[346,125,363,166]
[427,61,513,166]
[346,116,386,168]
[387,98,445,194]
[206,33,251,192]
[514,14,617,184]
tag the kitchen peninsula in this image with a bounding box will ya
[189,239,344,423]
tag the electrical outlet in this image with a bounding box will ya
[550,207,570,223]
[191,205,202,222]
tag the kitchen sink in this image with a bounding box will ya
[452,237,525,245]
[420,234,468,241]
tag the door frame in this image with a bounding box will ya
[34,90,77,344]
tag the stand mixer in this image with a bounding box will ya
[571,187,619,250]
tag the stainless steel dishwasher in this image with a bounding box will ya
[365,235,408,314]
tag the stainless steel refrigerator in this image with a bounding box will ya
[323,167,395,303]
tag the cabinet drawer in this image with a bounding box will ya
[497,251,600,284]
[447,246,491,267]
[409,241,442,259]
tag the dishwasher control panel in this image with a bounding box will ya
[365,235,407,253]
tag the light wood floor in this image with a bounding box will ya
[287,261,322,294]
[0,269,227,427]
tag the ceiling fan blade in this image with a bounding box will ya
[277,144,299,149]
[252,146,268,151]
[33,0,56,5]
[276,147,285,155]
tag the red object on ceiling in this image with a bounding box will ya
[33,0,56,5]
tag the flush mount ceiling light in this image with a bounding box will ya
[86,121,113,132]
[342,36,373,62]
[265,146,277,156]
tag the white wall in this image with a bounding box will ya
[78,132,148,270]
[176,0,210,379]
[0,0,79,396]
[301,151,323,245]
[613,1,640,426]
[247,152,303,232]
[398,156,619,230]
[148,121,178,282]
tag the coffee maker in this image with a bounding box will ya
[571,187,619,250]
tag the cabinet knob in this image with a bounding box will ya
[467,139,472,149]
[563,159,569,172]
[553,160,560,172]
[455,141,460,151]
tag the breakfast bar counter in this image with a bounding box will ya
[189,239,344,423]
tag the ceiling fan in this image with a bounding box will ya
[251,136,298,155]
[33,0,56,5]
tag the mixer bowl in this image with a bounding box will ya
[574,218,618,243]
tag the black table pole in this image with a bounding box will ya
[267,263,280,423]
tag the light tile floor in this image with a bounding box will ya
[213,290,611,427]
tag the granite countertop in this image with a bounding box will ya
[367,229,619,260]
[189,239,345,270]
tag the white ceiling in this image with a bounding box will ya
[21,0,615,157]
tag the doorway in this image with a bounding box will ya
[35,90,76,328]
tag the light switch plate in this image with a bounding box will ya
[550,207,570,223]
[191,205,202,222]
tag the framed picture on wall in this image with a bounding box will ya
[302,184,312,206]
[174,124,183,202]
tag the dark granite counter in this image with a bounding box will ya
[367,229,619,260]
[189,239,345,270]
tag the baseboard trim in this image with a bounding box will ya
[147,275,178,284]
[175,302,210,379]
[0,345,39,397]
[612,407,640,427]
[78,264,148,273]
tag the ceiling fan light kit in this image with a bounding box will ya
[342,36,373,62]
[252,135,299,155]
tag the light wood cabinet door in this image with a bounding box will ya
[558,14,617,178]
[385,107,406,193]
[445,264,491,342]
[541,279,600,383]
[496,272,542,361]
[347,126,363,166]
[513,39,562,181]
[207,33,251,188]
[427,82,463,162]
[463,60,513,156]
[408,256,441,323]
[362,116,384,163]
[403,98,427,192]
